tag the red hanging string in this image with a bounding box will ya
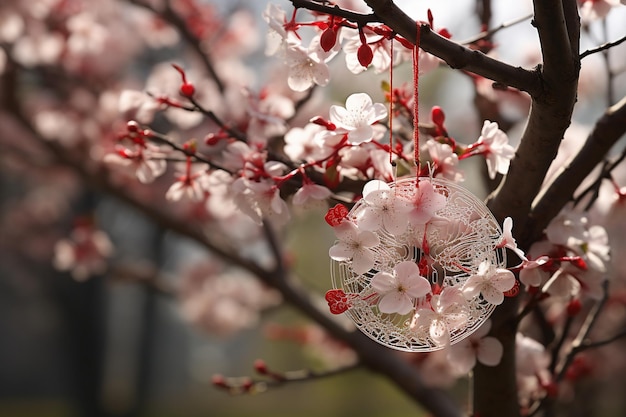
[388,37,394,168]
[413,23,422,174]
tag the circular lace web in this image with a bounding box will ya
[330,177,506,352]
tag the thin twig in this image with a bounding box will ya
[556,282,609,381]
[290,0,379,25]
[575,328,626,351]
[460,13,533,45]
[580,33,626,60]
[126,0,226,94]
[214,362,361,394]
[147,129,232,172]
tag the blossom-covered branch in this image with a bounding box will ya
[212,360,360,394]
[292,0,541,94]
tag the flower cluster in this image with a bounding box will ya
[262,3,441,90]
[53,219,114,281]
[179,261,282,337]
[518,206,610,301]
[328,177,516,350]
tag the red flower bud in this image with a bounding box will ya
[566,298,582,316]
[253,359,268,374]
[357,43,373,68]
[542,380,559,398]
[126,120,140,132]
[570,257,587,270]
[180,82,195,98]
[211,374,228,388]
[320,27,337,52]
[431,106,445,127]
[205,133,220,146]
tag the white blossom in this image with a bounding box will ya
[329,93,387,144]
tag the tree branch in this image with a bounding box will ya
[291,0,378,24]
[476,2,580,417]
[488,0,580,246]
[528,95,626,243]
[292,0,541,94]
[4,102,463,417]
[460,13,533,45]
[126,0,226,94]
[580,33,626,60]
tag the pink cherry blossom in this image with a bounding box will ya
[498,216,526,260]
[412,287,469,346]
[405,179,447,229]
[356,180,412,235]
[462,260,516,305]
[284,123,331,162]
[519,256,551,287]
[545,207,588,247]
[165,163,209,202]
[118,89,162,124]
[246,91,295,145]
[543,268,581,298]
[329,93,387,144]
[544,266,605,300]
[516,333,551,407]
[283,34,338,92]
[222,141,264,172]
[179,261,282,337]
[329,221,380,275]
[104,144,167,184]
[262,3,299,56]
[292,182,332,206]
[371,261,431,315]
[546,208,610,273]
[342,29,391,74]
[13,31,64,67]
[66,12,108,57]
[576,225,610,273]
[448,320,503,374]
[579,0,619,21]
[426,139,464,182]
[232,178,290,226]
[53,225,114,281]
[476,120,516,179]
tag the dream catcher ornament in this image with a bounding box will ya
[325,177,515,352]
[323,28,515,352]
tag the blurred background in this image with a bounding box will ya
[1,0,626,416]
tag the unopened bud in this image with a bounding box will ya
[566,298,582,316]
[180,83,195,98]
[211,374,228,388]
[357,43,373,68]
[431,106,445,127]
[126,120,140,132]
[205,133,221,146]
[320,27,337,52]
[240,378,254,392]
[254,359,268,374]
[570,257,587,270]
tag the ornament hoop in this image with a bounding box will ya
[329,177,507,352]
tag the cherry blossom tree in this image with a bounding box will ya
[1,0,626,417]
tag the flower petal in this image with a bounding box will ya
[379,292,413,315]
[371,271,396,293]
[352,248,375,274]
[476,337,503,366]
